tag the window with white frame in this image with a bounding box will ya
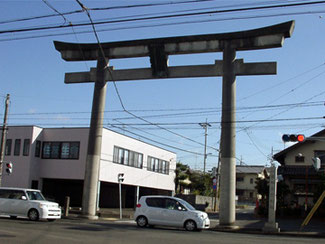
[5,139,12,156]
[42,142,80,159]
[113,146,143,169]
[147,156,169,175]
[23,139,30,156]
[14,139,21,156]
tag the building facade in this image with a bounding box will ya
[1,126,176,208]
[236,165,267,205]
[274,129,325,208]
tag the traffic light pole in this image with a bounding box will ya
[0,94,10,187]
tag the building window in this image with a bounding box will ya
[147,156,169,175]
[236,177,244,182]
[5,139,12,155]
[113,146,143,169]
[295,155,305,163]
[236,189,244,196]
[250,178,254,184]
[14,139,21,156]
[23,139,30,156]
[42,142,80,159]
[35,140,41,157]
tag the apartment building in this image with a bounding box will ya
[1,126,176,208]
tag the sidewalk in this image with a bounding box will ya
[209,208,325,238]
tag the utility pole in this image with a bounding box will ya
[199,120,211,174]
[0,94,10,187]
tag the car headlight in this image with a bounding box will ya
[196,213,205,219]
[39,203,48,208]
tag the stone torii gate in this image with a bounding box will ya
[54,20,294,225]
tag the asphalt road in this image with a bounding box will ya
[0,217,324,244]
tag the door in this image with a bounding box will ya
[7,190,29,216]
[0,189,12,214]
[161,198,187,227]
[145,197,165,225]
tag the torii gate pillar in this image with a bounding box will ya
[81,55,108,219]
[219,42,237,225]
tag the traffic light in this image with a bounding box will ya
[6,162,13,175]
[118,173,124,183]
[282,134,305,142]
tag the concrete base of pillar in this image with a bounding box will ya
[78,214,99,220]
[263,222,280,233]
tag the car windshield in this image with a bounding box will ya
[26,191,46,201]
[177,198,196,211]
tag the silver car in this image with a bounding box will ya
[134,195,210,231]
[0,187,61,221]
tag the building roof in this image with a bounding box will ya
[273,128,325,165]
[236,165,266,174]
[278,165,320,176]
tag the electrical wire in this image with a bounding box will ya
[0,0,215,25]
[1,1,325,35]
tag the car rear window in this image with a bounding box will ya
[146,198,165,208]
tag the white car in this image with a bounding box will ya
[0,187,61,221]
[134,195,210,231]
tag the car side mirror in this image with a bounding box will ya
[21,196,27,200]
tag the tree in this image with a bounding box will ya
[277,180,290,208]
[188,170,213,196]
[174,162,190,193]
[255,178,269,207]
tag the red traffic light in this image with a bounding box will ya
[282,134,305,142]
[297,134,305,142]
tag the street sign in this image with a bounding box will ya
[213,178,217,190]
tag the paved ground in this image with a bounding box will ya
[1,217,324,244]
[78,206,325,238]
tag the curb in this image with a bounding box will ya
[210,227,325,238]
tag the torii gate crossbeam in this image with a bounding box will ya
[54,20,294,226]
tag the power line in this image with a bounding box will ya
[1,1,325,35]
[4,101,323,117]
[238,62,325,102]
[0,0,214,25]
[0,0,308,26]
[3,8,325,42]
[4,116,324,126]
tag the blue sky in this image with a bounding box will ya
[1,0,325,171]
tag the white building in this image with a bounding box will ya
[1,126,176,208]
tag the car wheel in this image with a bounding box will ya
[136,216,148,227]
[184,220,197,231]
[28,209,39,221]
